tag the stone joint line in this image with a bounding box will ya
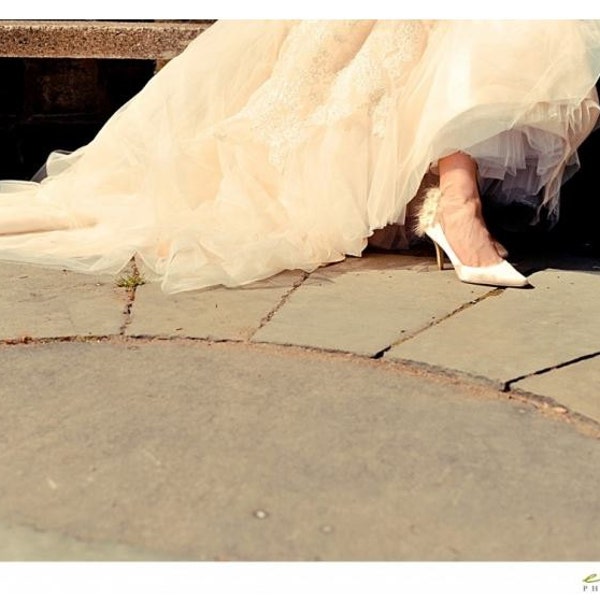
[504,349,600,390]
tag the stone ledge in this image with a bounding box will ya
[0,20,213,60]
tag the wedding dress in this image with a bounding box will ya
[0,20,599,293]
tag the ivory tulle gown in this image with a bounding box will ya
[0,20,599,293]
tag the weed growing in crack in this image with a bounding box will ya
[116,272,146,290]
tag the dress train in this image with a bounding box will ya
[0,20,599,293]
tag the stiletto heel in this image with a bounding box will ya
[433,241,444,270]
[416,187,529,288]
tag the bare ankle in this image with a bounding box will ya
[438,152,480,201]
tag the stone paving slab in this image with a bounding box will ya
[1,340,599,560]
[386,269,600,386]
[0,262,127,339]
[515,355,600,423]
[127,271,304,341]
[253,255,489,356]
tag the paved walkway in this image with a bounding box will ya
[1,249,599,560]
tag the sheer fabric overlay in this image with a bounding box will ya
[0,20,599,293]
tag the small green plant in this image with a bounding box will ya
[116,272,146,290]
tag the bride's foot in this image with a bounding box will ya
[436,192,503,268]
[437,152,502,268]
[415,152,529,288]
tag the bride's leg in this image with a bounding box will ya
[437,152,502,267]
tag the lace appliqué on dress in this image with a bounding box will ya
[236,20,430,170]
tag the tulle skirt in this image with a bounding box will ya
[0,20,599,293]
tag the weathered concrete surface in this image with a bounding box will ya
[127,271,304,341]
[0,522,168,560]
[253,255,489,356]
[515,355,600,422]
[386,270,600,385]
[0,340,598,561]
[0,262,127,339]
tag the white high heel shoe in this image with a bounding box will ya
[416,188,529,288]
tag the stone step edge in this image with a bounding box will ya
[0,20,214,60]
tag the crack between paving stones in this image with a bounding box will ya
[377,287,505,358]
[253,271,310,334]
[504,349,600,391]
[372,346,392,359]
[119,289,136,335]
[0,335,114,346]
